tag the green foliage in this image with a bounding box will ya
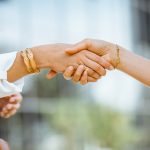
[47,100,135,150]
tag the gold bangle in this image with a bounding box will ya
[26,48,40,73]
[21,50,33,73]
[21,48,40,73]
[115,44,120,68]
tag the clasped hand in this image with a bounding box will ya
[36,39,116,85]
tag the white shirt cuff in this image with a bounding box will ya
[0,51,24,98]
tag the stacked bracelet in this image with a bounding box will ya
[21,48,40,74]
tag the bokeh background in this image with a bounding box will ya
[0,0,150,150]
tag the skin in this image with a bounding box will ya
[64,39,150,87]
[0,139,10,150]
[0,93,22,118]
[7,43,113,83]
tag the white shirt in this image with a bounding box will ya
[0,52,24,98]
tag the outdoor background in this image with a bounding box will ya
[0,0,150,150]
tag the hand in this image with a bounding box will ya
[62,39,116,84]
[33,44,113,82]
[0,93,22,118]
[65,39,117,66]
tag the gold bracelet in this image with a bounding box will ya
[115,44,120,68]
[26,48,40,73]
[21,50,33,73]
[21,48,40,73]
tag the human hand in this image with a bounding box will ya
[0,93,22,118]
[65,39,117,67]
[62,39,116,84]
[33,43,114,82]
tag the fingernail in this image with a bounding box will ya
[64,76,72,80]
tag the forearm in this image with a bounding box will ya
[7,43,69,82]
[117,46,150,86]
[7,46,47,82]
[7,52,30,82]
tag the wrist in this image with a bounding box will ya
[109,44,127,70]
[106,43,117,67]
[31,45,52,69]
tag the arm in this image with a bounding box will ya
[7,43,112,83]
[65,39,150,87]
[117,46,150,86]
[1,43,111,97]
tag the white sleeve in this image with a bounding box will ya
[0,52,24,98]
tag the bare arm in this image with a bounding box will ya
[7,52,29,82]
[117,46,150,86]
[65,39,150,87]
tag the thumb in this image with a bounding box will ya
[102,54,114,67]
[46,70,57,80]
[66,41,87,55]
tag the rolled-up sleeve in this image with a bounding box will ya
[0,52,24,98]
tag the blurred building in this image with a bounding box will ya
[132,0,150,150]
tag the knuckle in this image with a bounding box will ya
[84,38,92,47]
[87,69,94,76]
[95,65,101,72]
[81,50,87,55]
[96,66,106,76]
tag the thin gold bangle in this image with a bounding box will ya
[26,48,40,73]
[115,44,120,68]
[21,50,33,73]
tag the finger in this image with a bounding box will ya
[80,70,88,85]
[9,97,17,103]
[9,95,22,103]
[11,103,20,110]
[63,66,74,80]
[85,52,114,70]
[2,104,19,117]
[82,57,106,76]
[87,76,100,82]
[2,104,17,114]
[46,70,57,79]
[4,113,13,118]
[5,109,17,118]
[9,110,17,116]
[72,65,85,83]
[2,107,8,114]
[66,40,89,55]
[5,104,13,110]
[86,68,101,79]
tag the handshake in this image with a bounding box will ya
[32,39,119,85]
[1,39,120,118]
[3,38,150,118]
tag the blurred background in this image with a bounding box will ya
[0,0,150,150]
